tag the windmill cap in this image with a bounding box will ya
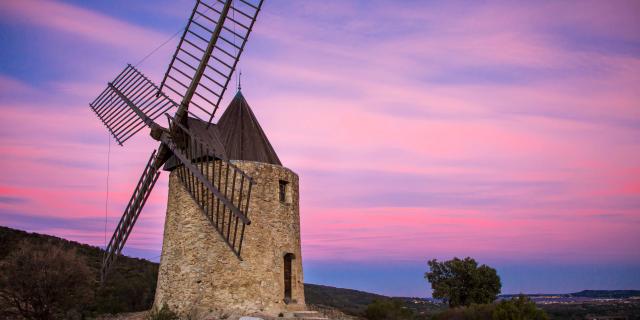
[163,91,281,171]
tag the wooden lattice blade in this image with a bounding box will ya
[89,65,178,145]
[160,116,254,258]
[101,150,161,284]
[159,0,264,123]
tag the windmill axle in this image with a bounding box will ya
[150,126,167,141]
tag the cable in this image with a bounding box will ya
[134,29,184,67]
[133,3,214,67]
[104,133,111,249]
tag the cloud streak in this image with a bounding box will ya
[1,0,168,50]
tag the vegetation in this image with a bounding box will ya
[0,241,93,319]
[146,304,179,320]
[364,299,414,320]
[425,257,502,307]
[304,283,388,315]
[493,295,548,320]
[433,295,548,320]
[433,303,494,320]
[0,226,158,318]
[541,302,640,320]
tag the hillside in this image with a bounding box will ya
[0,226,158,314]
[304,283,387,315]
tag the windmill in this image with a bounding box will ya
[89,0,315,317]
[89,0,263,284]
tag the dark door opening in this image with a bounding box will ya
[284,253,294,302]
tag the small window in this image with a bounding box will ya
[279,180,288,203]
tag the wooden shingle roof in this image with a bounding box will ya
[216,91,282,166]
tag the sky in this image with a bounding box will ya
[0,0,639,297]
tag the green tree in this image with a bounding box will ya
[0,241,94,319]
[425,257,501,307]
[364,299,414,320]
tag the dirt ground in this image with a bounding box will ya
[94,311,148,320]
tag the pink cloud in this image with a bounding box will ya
[301,206,640,264]
[1,0,169,52]
[0,76,34,95]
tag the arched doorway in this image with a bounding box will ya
[283,253,295,302]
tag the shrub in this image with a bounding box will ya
[493,295,548,320]
[364,299,414,320]
[434,304,494,320]
[433,295,548,320]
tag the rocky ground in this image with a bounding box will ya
[94,312,147,320]
[94,304,359,320]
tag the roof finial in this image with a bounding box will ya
[237,70,242,92]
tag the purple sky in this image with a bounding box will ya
[1,0,639,297]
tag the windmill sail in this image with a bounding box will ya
[92,0,265,283]
[158,0,264,122]
[90,65,178,145]
[101,150,161,283]
[162,114,254,257]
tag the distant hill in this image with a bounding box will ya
[570,290,640,299]
[501,290,640,300]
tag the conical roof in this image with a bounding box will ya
[216,91,282,165]
[163,91,281,171]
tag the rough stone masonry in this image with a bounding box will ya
[153,160,305,317]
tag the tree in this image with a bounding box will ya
[364,299,414,320]
[0,241,94,319]
[425,257,501,307]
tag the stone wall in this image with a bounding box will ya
[153,161,305,317]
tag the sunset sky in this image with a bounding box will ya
[1,0,639,297]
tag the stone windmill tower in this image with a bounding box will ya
[87,0,317,317]
[155,91,306,316]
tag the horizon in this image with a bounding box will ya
[4,223,640,298]
[1,0,639,298]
